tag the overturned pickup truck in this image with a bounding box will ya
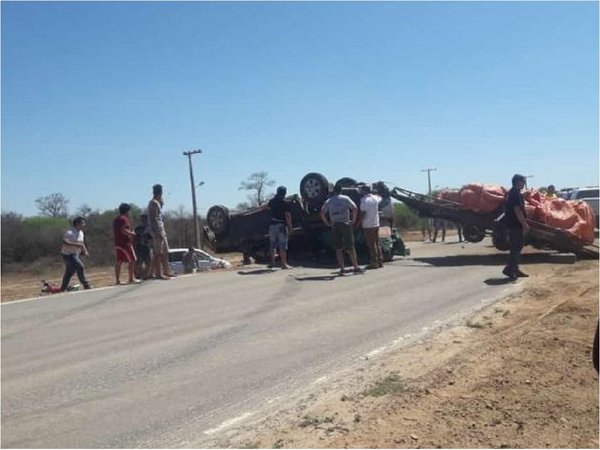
[203,173,409,264]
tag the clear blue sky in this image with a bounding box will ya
[2,1,598,217]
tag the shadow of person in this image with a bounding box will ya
[237,269,277,276]
[484,277,517,286]
[294,274,337,282]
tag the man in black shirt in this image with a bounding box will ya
[267,186,293,269]
[503,174,530,280]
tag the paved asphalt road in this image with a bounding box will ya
[2,240,523,448]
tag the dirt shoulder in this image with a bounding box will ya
[227,259,599,449]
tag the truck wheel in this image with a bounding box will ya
[492,228,510,251]
[463,225,486,243]
[206,205,230,236]
[335,177,357,189]
[300,173,329,206]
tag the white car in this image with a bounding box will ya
[566,187,599,227]
[168,248,231,274]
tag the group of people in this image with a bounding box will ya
[266,183,385,275]
[58,184,176,291]
[58,174,534,291]
[268,173,532,282]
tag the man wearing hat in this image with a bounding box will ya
[267,186,293,269]
[502,174,530,280]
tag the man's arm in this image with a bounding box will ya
[350,204,358,225]
[514,207,529,233]
[148,201,159,231]
[285,211,292,233]
[63,231,85,248]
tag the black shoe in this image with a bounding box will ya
[502,267,517,281]
[83,285,92,290]
[515,270,529,278]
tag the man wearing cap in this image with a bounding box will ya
[147,184,174,280]
[502,174,530,280]
[320,184,363,275]
[267,186,293,269]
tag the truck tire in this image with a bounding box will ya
[492,227,511,251]
[300,172,329,207]
[206,205,230,237]
[463,225,486,243]
[335,177,358,189]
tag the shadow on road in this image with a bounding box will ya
[293,274,338,282]
[237,269,277,276]
[484,277,517,286]
[413,253,575,267]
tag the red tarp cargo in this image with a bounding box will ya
[438,184,596,244]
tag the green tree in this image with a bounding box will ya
[393,203,424,230]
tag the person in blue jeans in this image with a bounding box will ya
[60,216,92,291]
[502,174,530,280]
[267,186,293,269]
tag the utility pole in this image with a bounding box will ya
[183,149,202,249]
[421,167,437,195]
[525,174,534,188]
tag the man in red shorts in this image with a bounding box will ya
[113,203,141,285]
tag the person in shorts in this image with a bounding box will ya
[267,186,293,269]
[320,183,363,275]
[359,185,383,269]
[147,184,174,279]
[113,203,140,285]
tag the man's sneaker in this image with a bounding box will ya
[353,267,365,274]
[502,267,517,281]
[515,270,529,278]
[83,284,92,290]
[365,264,379,270]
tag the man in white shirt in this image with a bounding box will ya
[60,216,92,291]
[360,186,383,269]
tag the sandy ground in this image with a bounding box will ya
[223,257,599,449]
[2,232,598,449]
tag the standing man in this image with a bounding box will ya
[320,184,363,275]
[59,216,92,291]
[134,214,153,280]
[113,203,140,285]
[502,174,530,281]
[421,218,432,241]
[546,184,558,199]
[359,185,383,269]
[147,184,174,280]
[432,218,447,243]
[455,222,464,243]
[267,186,293,269]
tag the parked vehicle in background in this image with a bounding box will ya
[168,248,230,274]
[565,187,599,227]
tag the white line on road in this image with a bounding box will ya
[203,412,254,435]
